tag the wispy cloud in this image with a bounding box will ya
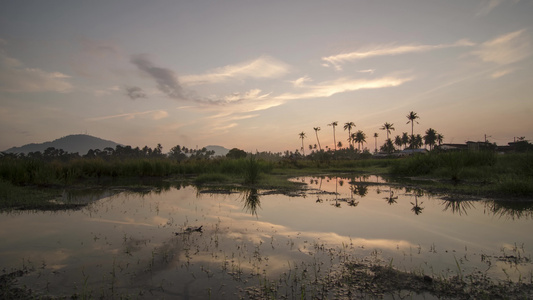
[275,76,412,101]
[124,86,147,100]
[322,39,474,70]
[289,75,312,87]
[471,29,531,65]
[491,68,514,78]
[0,43,73,93]
[87,110,168,121]
[475,0,504,17]
[180,55,290,85]
[131,54,185,100]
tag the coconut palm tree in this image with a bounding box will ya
[394,135,403,150]
[328,121,338,151]
[410,134,423,149]
[353,130,366,151]
[380,122,395,140]
[344,122,356,148]
[401,132,410,149]
[423,128,437,150]
[436,133,444,146]
[313,127,322,151]
[299,131,306,155]
[373,133,379,153]
[406,111,420,148]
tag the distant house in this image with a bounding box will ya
[437,143,468,151]
[466,141,495,151]
[395,149,428,156]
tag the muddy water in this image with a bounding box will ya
[1,176,532,299]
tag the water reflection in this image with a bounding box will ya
[441,199,475,216]
[242,188,261,216]
[384,189,398,205]
[484,200,533,220]
[1,176,532,298]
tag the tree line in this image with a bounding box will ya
[298,111,444,156]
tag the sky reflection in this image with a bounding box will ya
[1,177,532,298]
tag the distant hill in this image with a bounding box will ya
[204,145,230,157]
[3,134,121,155]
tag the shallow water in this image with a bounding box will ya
[1,175,532,299]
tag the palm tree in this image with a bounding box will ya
[344,122,356,148]
[313,127,322,151]
[406,111,420,148]
[380,122,395,140]
[328,121,338,151]
[401,132,410,149]
[410,134,423,149]
[436,133,444,146]
[373,133,379,153]
[394,135,403,150]
[353,130,366,151]
[423,128,437,150]
[299,131,306,155]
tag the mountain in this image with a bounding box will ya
[3,134,121,155]
[204,145,231,157]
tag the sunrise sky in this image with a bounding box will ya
[1,0,532,153]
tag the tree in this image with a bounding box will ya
[423,128,437,150]
[313,127,322,151]
[401,132,410,149]
[436,133,444,146]
[394,135,403,150]
[328,121,338,151]
[169,145,187,161]
[373,133,379,153]
[299,131,306,156]
[406,111,420,148]
[226,148,247,159]
[410,134,423,149]
[381,139,395,154]
[380,122,395,140]
[344,122,356,148]
[353,130,366,151]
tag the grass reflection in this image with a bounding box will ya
[242,188,261,216]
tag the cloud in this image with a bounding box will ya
[275,76,412,101]
[290,76,312,87]
[491,69,514,78]
[180,55,290,85]
[475,0,504,17]
[322,39,474,70]
[131,54,185,99]
[124,86,147,100]
[87,110,168,121]
[0,44,73,93]
[471,29,531,65]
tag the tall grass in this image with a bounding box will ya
[0,155,276,186]
[390,151,533,197]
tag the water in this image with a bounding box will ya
[1,176,532,299]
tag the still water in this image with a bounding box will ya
[1,175,532,298]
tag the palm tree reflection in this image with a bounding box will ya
[410,190,424,215]
[242,188,260,216]
[384,189,398,205]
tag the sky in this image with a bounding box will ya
[1,0,532,153]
